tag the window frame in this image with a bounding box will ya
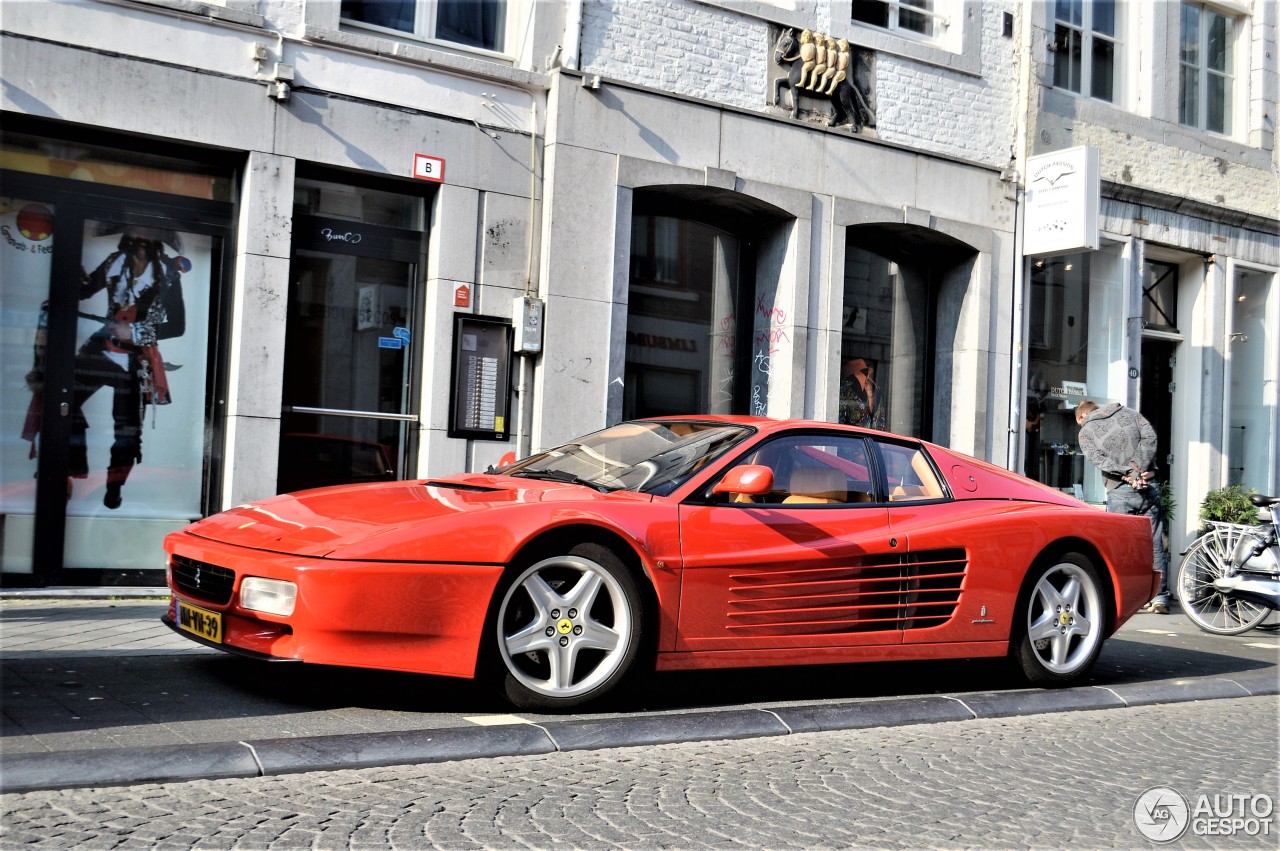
[852,0,945,39]
[1178,0,1238,136]
[339,0,514,58]
[1050,0,1123,105]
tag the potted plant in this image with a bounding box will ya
[1199,485,1262,528]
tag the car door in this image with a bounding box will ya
[872,437,984,644]
[675,432,901,652]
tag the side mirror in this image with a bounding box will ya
[712,465,774,497]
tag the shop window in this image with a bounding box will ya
[1227,269,1276,490]
[1052,0,1120,103]
[624,212,745,420]
[0,126,235,583]
[340,0,507,53]
[1179,1,1236,135]
[1023,248,1127,503]
[839,245,929,438]
[1,130,233,201]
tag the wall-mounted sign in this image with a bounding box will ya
[413,154,445,183]
[454,282,471,308]
[449,314,512,440]
[1024,146,1100,257]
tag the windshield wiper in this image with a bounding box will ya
[509,469,613,492]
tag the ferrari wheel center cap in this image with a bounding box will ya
[1059,612,1071,627]
[557,618,573,635]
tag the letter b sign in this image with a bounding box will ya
[413,154,445,183]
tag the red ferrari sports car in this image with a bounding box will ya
[164,416,1158,709]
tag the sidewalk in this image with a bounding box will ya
[2,593,1277,795]
[0,593,205,659]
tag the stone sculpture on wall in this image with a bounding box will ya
[771,27,875,133]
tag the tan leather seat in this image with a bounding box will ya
[783,466,846,504]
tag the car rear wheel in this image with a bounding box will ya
[1013,553,1106,685]
[494,543,643,710]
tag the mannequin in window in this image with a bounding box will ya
[839,357,885,429]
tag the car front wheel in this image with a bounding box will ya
[1013,553,1106,685]
[494,543,643,710]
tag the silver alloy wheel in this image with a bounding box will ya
[1025,560,1103,675]
[497,554,634,700]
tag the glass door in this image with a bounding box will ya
[278,214,423,493]
[1,184,228,580]
[0,197,56,573]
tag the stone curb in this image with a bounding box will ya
[2,675,1273,795]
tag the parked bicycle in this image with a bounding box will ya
[1175,494,1280,635]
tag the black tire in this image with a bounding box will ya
[1012,552,1107,685]
[491,543,644,710]
[1174,526,1271,635]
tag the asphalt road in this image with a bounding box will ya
[1,597,1276,799]
[2,602,1276,758]
[2,695,1276,849]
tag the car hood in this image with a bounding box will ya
[180,475,651,559]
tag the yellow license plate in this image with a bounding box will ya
[177,599,223,644]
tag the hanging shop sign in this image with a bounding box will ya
[1024,146,1100,257]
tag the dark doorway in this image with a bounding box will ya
[1140,339,1177,480]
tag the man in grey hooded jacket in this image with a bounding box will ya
[1075,400,1170,612]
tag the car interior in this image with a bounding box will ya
[719,435,943,506]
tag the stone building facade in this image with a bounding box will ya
[1,0,1274,585]
[1012,0,1278,555]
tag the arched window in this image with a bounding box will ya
[840,225,974,441]
[624,190,787,420]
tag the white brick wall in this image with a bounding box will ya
[580,0,769,112]
[875,4,1017,164]
[579,0,1018,168]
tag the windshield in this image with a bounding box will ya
[505,421,753,496]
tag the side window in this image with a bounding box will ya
[875,439,946,502]
[717,435,876,506]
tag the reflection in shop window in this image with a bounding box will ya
[839,246,927,437]
[625,214,741,419]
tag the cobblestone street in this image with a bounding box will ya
[4,696,1277,849]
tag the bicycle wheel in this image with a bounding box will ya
[1175,525,1271,635]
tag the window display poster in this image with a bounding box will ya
[66,220,211,519]
[0,209,211,523]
